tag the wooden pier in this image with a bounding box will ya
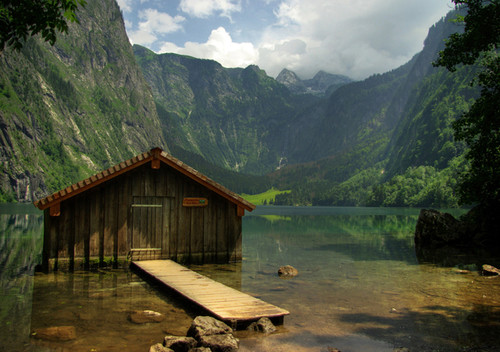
[132,260,289,327]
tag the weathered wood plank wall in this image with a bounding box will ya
[42,162,242,271]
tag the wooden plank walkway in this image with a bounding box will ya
[132,260,289,326]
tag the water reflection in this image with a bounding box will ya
[29,270,196,352]
[243,210,420,266]
[0,205,43,352]
[234,207,500,351]
[2,205,500,352]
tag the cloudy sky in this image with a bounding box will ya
[116,0,455,80]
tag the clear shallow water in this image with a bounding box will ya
[2,205,500,352]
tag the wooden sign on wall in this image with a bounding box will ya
[183,197,208,207]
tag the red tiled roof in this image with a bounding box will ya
[33,148,256,213]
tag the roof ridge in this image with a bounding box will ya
[33,148,255,212]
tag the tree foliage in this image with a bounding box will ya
[0,0,86,50]
[434,0,500,207]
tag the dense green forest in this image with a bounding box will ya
[260,11,476,208]
[269,60,476,207]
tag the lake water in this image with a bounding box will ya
[1,204,500,352]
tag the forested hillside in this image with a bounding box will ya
[0,0,166,202]
[270,10,475,207]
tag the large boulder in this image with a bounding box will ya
[414,209,466,246]
[459,204,500,247]
[187,316,239,352]
[415,204,500,251]
[187,316,233,340]
[414,206,500,265]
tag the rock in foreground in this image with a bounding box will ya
[129,310,165,324]
[415,209,465,247]
[246,317,276,333]
[415,206,500,249]
[32,326,76,341]
[278,265,298,278]
[198,333,239,352]
[163,335,197,352]
[150,316,240,352]
[187,316,233,340]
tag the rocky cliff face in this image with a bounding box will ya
[384,9,472,176]
[0,0,166,201]
[134,46,302,175]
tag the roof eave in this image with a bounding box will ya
[33,148,256,213]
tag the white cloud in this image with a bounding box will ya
[253,0,453,79]
[179,0,242,18]
[159,27,258,69]
[138,9,185,34]
[116,0,133,13]
[121,0,452,79]
[128,8,185,46]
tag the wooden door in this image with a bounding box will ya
[130,196,170,251]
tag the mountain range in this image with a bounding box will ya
[0,0,473,207]
[275,69,353,96]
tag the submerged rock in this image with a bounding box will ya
[482,264,500,276]
[163,335,197,352]
[278,265,298,278]
[246,317,276,333]
[129,310,165,324]
[32,326,76,341]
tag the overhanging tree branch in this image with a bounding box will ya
[0,0,86,51]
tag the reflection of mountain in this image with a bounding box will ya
[0,210,43,351]
[0,212,43,279]
[243,212,419,264]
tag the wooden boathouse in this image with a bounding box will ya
[34,148,256,271]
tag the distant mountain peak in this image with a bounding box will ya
[276,68,353,96]
[276,69,301,85]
